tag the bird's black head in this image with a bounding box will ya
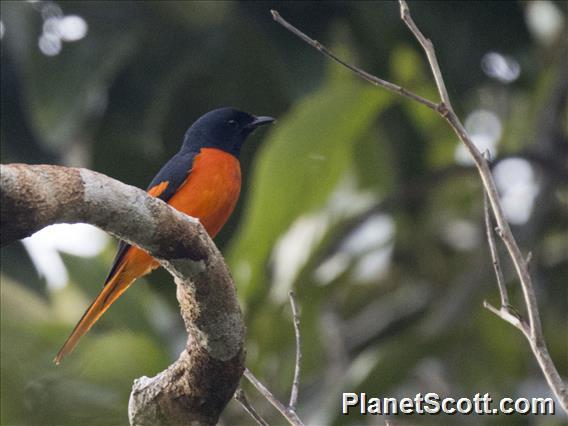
[182,107,275,157]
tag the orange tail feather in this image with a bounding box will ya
[54,248,157,364]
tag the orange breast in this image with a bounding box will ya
[168,148,241,238]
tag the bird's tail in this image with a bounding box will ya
[54,248,157,364]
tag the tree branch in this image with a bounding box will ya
[397,0,543,340]
[288,291,302,410]
[482,156,509,308]
[234,389,269,426]
[398,1,451,107]
[242,291,305,425]
[243,369,304,426]
[0,163,246,425]
[271,2,568,413]
[270,10,440,112]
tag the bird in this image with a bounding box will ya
[54,107,274,364]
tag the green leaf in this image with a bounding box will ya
[227,77,390,302]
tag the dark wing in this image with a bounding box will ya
[103,149,198,285]
[145,149,198,201]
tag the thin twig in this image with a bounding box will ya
[397,0,541,339]
[483,155,509,307]
[270,10,440,112]
[244,368,305,426]
[399,0,451,107]
[237,294,304,424]
[288,291,302,410]
[483,300,524,331]
[481,298,565,407]
[396,0,566,410]
[270,2,568,413]
[234,389,269,426]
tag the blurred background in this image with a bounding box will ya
[1,1,567,425]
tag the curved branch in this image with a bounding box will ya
[0,163,246,425]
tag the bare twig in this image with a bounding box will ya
[397,0,537,331]
[239,294,304,424]
[244,369,305,426]
[234,389,269,426]
[397,0,543,340]
[483,156,509,308]
[397,1,567,410]
[270,10,440,112]
[271,2,568,413]
[399,0,451,107]
[483,300,524,331]
[288,291,302,410]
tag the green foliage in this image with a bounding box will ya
[1,1,567,425]
[228,75,390,301]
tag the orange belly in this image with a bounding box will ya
[118,148,241,278]
[168,147,241,238]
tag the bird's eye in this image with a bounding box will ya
[227,119,238,128]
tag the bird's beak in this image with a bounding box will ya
[247,116,275,129]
